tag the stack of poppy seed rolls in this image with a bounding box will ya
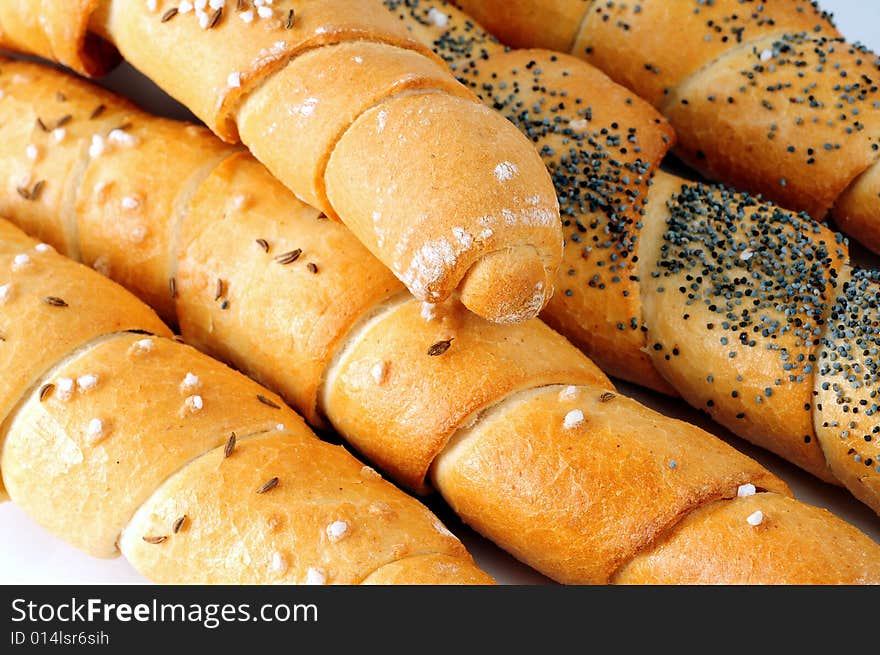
[373,0,880,513]
[0,0,565,324]
[1,59,879,584]
[0,218,492,584]
[457,0,880,253]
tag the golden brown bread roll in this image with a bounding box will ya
[0,218,492,584]
[119,430,481,584]
[432,385,791,583]
[455,0,880,253]
[638,175,845,482]
[0,0,564,324]
[1,58,878,583]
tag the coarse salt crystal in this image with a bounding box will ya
[427,7,449,27]
[52,128,66,143]
[370,361,388,385]
[239,9,254,22]
[257,6,273,18]
[198,10,210,28]
[178,1,193,13]
[56,378,75,401]
[146,0,158,12]
[76,374,99,392]
[760,48,773,62]
[25,145,39,161]
[35,243,53,253]
[12,254,31,271]
[326,520,349,542]
[108,129,139,147]
[184,395,204,412]
[494,161,518,182]
[563,409,584,429]
[737,483,757,498]
[227,72,241,88]
[0,284,11,304]
[181,372,200,392]
[297,97,318,117]
[131,338,155,354]
[121,196,141,210]
[558,385,578,401]
[89,134,106,158]
[209,0,225,9]
[86,418,105,443]
[305,567,326,585]
[746,510,764,527]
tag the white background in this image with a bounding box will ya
[1,0,879,585]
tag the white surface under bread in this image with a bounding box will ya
[0,0,878,585]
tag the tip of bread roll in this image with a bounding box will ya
[458,247,552,324]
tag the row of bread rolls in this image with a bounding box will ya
[0,58,877,582]
[0,217,491,584]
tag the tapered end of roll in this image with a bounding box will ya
[459,247,552,324]
[361,553,496,585]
